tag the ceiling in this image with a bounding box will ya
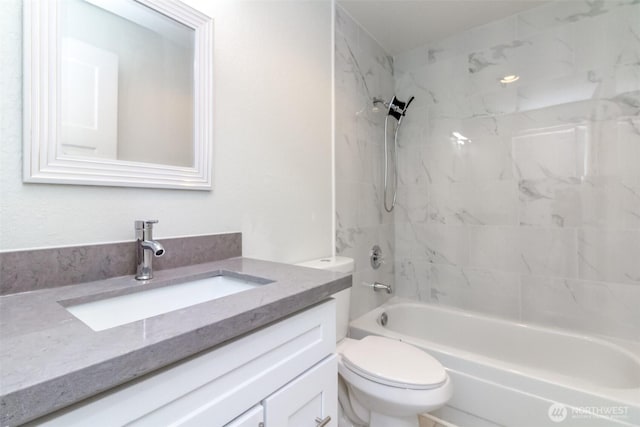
[338,0,547,56]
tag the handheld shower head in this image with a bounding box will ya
[373,96,415,120]
[387,95,415,120]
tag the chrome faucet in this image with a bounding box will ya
[135,220,165,280]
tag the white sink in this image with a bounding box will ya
[65,275,266,331]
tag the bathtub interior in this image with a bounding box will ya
[348,299,640,427]
[374,301,640,390]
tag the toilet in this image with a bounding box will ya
[297,257,452,427]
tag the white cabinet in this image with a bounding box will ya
[226,405,264,427]
[33,300,337,427]
[263,355,337,427]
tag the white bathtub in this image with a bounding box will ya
[349,298,640,427]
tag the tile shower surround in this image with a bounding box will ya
[334,6,396,319]
[0,233,241,295]
[390,0,640,341]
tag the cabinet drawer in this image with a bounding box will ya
[34,300,336,427]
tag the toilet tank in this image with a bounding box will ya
[296,257,354,341]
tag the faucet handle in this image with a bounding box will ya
[135,219,159,230]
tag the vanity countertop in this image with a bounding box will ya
[0,257,351,426]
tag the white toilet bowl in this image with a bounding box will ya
[296,257,452,427]
[337,336,452,427]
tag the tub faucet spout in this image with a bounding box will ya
[135,220,165,280]
[363,281,393,294]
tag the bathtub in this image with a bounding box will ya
[349,298,640,427]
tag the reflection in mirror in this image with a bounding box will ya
[24,0,212,190]
[60,0,195,167]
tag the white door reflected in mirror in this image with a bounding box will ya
[61,37,118,159]
[23,0,213,190]
[60,0,195,168]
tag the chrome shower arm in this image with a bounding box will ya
[372,97,389,108]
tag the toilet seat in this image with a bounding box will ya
[341,336,447,390]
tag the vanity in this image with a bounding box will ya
[0,257,350,426]
[2,0,344,423]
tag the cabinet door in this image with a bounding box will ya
[263,355,337,427]
[225,405,263,427]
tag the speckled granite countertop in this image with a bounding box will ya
[0,257,351,426]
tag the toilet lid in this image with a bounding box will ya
[341,336,446,390]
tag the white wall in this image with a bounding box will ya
[0,0,333,264]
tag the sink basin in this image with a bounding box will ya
[65,274,268,331]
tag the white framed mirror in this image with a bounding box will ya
[23,0,213,190]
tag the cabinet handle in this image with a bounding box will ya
[315,416,331,427]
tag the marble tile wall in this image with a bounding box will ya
[392,0,640,342]
[334,6,395,319]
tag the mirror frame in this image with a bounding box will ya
[23,0,214,190]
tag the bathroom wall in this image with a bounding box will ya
[334,6,395,319]
[0,0,333,265]
[392,0,640,341]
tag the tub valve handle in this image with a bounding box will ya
[363,281,392,294]
[370,245,384,269]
